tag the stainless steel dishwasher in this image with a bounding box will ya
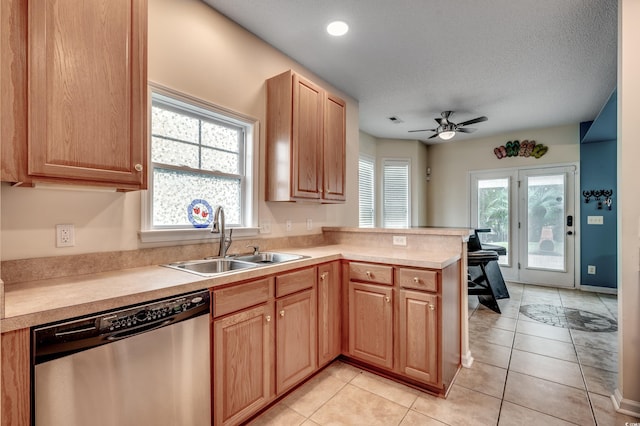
[32,290,211,426]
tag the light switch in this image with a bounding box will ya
[587,216,604,225]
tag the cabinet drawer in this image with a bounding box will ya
[349,262,393,285]
[213,277,272,317]
[276,267,316,297]
[396,268,438,292]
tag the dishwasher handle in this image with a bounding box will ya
[106,318,175,341]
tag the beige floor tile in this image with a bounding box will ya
[498,401,578,426]
[310,383,408,426]
[468,323,515,348]
[582,365,617,396]
[509,349,584,389]
[323,360,363,383]
[590,392,640,426]
[412,384,501,426]
[513,333,578,362]
[282,370,347,417]
[469,340,512,369]
[248,402,306,426]
[575,345,618,372]
[350,371,419,408]
[570,329,617,353]
[300,420,321,426]
[399,410,448,425]
[454,360,507,399]
[503,371,594,425]
[515,319,572,342]
[469,311,518,331]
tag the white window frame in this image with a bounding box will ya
[382,158,411,228]
[140,83,259,243]
[358,154,376,228]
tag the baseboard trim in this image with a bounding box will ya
[462,350,474,368]
[612,388,640,417]
[580,285,618,295]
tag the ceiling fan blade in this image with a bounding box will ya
[457,116,488,127]
[428,133,440,139]
[408,128,437,133]
[456,127,477,133]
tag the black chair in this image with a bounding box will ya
[467,229,510,313]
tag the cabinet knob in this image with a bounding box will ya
[134,163,143,172]
[279,310,285,317]
[320,272,327,281]
[366,271,372,279]
[265,315,271,322]
[385,296,390,303]
[413,277,420,283]
[429,304,435,311]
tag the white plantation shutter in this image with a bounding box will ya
[383,159,410,228]
[358,155,375,227]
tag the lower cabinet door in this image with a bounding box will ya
[317,262,341,367]
[276,288,317,394]
[213,303,274,426]
[399,289,438,384]
[348,282,393,369]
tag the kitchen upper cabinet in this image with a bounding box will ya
[1,0,147,190]
[212,303,274,426]
[317,262,341,367]
[398,289,438,384]
[266,70,346,202]
[348,281,394,369]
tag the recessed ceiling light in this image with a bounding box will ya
[327,21,349,36]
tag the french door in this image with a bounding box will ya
[470,165,577,287]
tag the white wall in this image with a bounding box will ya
[426,124,580,227]
[615,0,640,415]
[0,0,360,260]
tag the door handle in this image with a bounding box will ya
[567,231,573,235]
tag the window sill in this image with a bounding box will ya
[139,227,260,244]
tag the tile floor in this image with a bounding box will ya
[248,283,640,426]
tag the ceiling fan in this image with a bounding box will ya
[409,111,488,140]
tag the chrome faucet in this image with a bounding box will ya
[211,205,232,257]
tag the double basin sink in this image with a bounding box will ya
[162,252,308,277]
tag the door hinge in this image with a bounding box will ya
[518,222,521,229]
[518,180,521,188]
[518,262,521,270]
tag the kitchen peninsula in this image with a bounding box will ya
[1,227,472,426]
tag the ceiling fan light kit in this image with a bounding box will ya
[409,111,488,140]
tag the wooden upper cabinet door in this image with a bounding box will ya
[323,93,346,201]
[27,0,147,188]
[291,74,323,199]
[399,290,439,385]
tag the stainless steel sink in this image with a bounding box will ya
[162,258,258,277]
[233,252,308,264]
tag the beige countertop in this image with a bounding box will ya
[1,244,460,333]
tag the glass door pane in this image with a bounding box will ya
[526,174,566,271]
[477,178,510,265]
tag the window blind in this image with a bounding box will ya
[358,155,375,227]
[383,159,410,228]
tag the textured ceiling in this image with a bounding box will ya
[202,0,617,143]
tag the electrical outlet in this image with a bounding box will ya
[286,220,292,232]
[392,235,407,246]
[587,265,596,274]
[56,224,75,247]
[306,218,313,231]
[259,220,271,234]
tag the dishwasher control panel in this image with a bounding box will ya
[100,293,208,332]
[33,290,210,364]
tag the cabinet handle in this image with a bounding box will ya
[366,271,372,279]
[279,310,285,317]
[429,304,435,311]
[385,296,390,303]
[265,315,271,322]
[320,272,327,281]
[134,164,143,172]
[413,277,420,283]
